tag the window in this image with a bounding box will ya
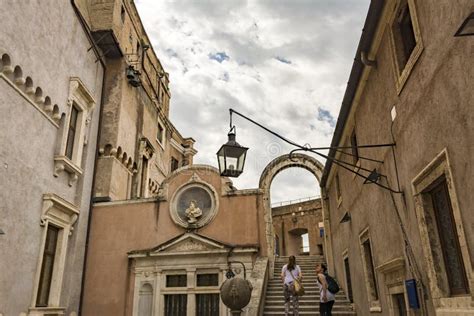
[392,293,407,316]
[335,173,342,204]
[31,194,79,313]
[362,238,379,301]
[344,257,353,303]
[350,129,359,164]
[395,4,416,69]
[171,157,179,172]
[166,274,187,287]
[164,294,187,316]
[389,0,423,93]
[65,104,79,160]
[140,157,149,198]
[121,5,125,23]
[412,149,472,308]
[196,294,219,316]
[54,78,95,186]
[196,274,218,287]
[36,225,59,307]
[157,123,165,145]
[427,176,469,295]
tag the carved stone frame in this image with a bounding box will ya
[29,194,79,315]
[388,0,424,94]
[54,77,96,186]
[359,227,382,313]
[170,175,219,229]
[411,148,473,312]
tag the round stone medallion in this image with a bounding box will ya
[170,183,218,229]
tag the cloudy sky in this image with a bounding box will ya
[136,0,370,204]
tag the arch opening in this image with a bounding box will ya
[259,153,324,272]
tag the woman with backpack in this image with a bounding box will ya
[316,263,336,316]
[281,255,302,316]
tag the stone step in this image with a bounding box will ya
[264,299,352,306]
[264,305,354,312]
[263,312,356,315]
[264,256,354,315]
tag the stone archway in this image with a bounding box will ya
[259,153,324,275]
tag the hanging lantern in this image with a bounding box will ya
[216,130,248,177]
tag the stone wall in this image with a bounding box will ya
[324,1,474,315]
[82,165,267,315]
[272,198,324,256]
[0,1,104,315]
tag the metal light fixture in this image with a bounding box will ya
[216,127,248,177]
[219,108,403,193]
[364,168,382,184]
[455,12,474,37]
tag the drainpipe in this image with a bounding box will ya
[69,1,107,315]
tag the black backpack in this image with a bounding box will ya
[325,273,340,294]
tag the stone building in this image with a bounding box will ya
[0,1,104,315]
[0,0,196,315]
[321,1,474,315]
[81,166,268,316]
[82,0,197,201]
[272,198,325,257]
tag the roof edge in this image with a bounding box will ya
[320,0,386,187]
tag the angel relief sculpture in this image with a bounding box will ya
[185,200,202,224]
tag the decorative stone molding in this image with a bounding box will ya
[169,174,219,229]
[98,143,137,173]
[1,52,63,127]
[53,156,83,187]
[376,257,406,287]
[29,194,79,313]
[40,193,79,235]
[27,306,66,316]
[411,149,474,310]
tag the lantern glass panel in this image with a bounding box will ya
[226,156,238,172]
[218,155,226,172]
[237,151,246,171]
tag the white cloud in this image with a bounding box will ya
[136,0,370,202]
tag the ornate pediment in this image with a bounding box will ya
[129,233,230,258]
[164,237,219,253]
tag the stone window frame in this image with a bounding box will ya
[160,268,221,315]
[388,0,424,94]
[342,249,354,304]
[156,119,166,149]
[359,228,382,313]
[411,148,473,310]
[335,172,343,208]
[375,257,413,316]
[29,193,79,315]
[54,77,96,186]
[132,267,222,316]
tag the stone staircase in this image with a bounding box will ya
[263,256,356,315]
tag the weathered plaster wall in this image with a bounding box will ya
[325,1,474,315]
[82,166,265,316]
[0,1,104,315]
